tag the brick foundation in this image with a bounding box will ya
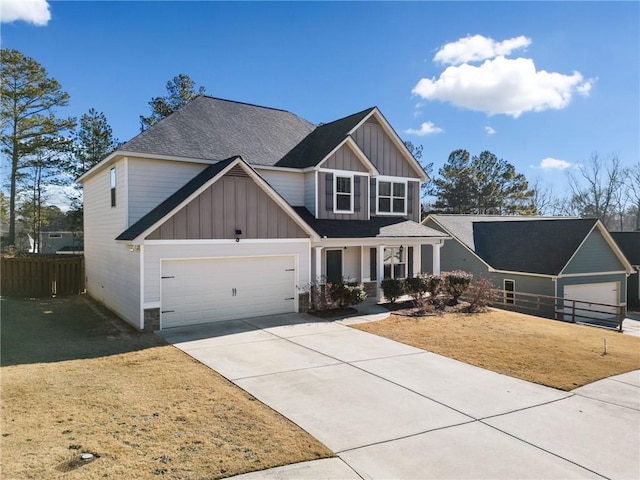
[363,281,378,298]
[143,308,160,332]
[298,292,310,313]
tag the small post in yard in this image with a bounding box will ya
[603,337,607,355]
[618,305,625,333]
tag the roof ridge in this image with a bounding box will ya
[317,106,376,128]
[197,95,310,118]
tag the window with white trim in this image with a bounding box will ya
[504,279,515,305]
[383,246,406,279]
[378,180,406,214]
[110,167,116,207]
[334,175,353,213]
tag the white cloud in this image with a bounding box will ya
[412,54,594,118]
[539,157,578,170]
[485,126,496,135]
[0,0,50,26]
[434,34,531,65]
[404,121,444,136]
[43,184,77,212]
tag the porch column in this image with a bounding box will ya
[414,244,421,276]
[314,246,322,282]
[378,245,385,302]
[432,242,442,275]
[360,246,366,283]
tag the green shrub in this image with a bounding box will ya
[381,278,405,303]
[444,270,473,304]
[404,275,429,301]
[327,282,366,308]
[424,274,444,298]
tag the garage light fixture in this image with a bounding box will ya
[235,229,242,242]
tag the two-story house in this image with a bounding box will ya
[78,96,448,330]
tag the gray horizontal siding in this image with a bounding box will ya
[563,229,626,274]
[147,171,308,240]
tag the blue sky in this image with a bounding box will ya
[2,0,639,203]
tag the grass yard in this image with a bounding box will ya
[0,296,332,480]
[353,307,640,391]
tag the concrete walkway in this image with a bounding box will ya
[159,307,640,480]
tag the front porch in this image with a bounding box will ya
[311,239,444,303]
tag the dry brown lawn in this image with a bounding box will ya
[353,308,640,391]
[1,297,332,480]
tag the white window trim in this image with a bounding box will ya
[333,173,354,214]
[504,279,515,305]
[376,177,407,216]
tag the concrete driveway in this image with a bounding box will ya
[160,309,640,480]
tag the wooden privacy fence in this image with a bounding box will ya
[491,289,626,332]
[1,255,85,297]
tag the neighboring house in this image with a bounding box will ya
[421,214,633,319]
[36,231,84,254]
[611,232,640,310]
[78,96,448,331]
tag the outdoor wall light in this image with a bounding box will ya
[235,229,242,242]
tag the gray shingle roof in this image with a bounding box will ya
[611,232,640,265]
[429,214,578,251]
[119,96,315,166]
[116,157,238,241]
[472,219,598,275]
[293,207,448,239]
[276,108,375,168]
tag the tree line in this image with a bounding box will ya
[0,48,205,250]
[2,48,637,253]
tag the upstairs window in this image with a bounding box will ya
[378,180,406,215]
[334,175,353,213]
[110,167,116,207]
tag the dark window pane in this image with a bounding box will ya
[393,182,405,197]
[379,198,391,212]
[393,198,405,213]
[384,264,392,280]
[336,194,351,211]
[337,176,351,193]
[378,181,391,196]
[394,264,406,279]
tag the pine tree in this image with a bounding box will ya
[139,74,206,131]
[0,49,75,245]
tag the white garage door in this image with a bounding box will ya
[161,256,296,328]
[563,282,619,322]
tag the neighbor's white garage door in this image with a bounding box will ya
[563,282,619,321]
[161,256,296,328]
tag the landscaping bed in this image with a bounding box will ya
[353,307,640,391]
[1,295,332,479]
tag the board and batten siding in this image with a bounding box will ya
[147,168,308,240]
[321,144,368,172]
[317,171,368,220]
[143,241,310,304]
[304,172,316,216]
[83,158,141,328]
[352,117,420,178]
[562,229,626,274]
[127,157,207,225]
[256,169,305,206]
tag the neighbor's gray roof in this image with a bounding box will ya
[120,96,316,166]
[276,108,375,168]
[611,231,640,265]
[428,214,579,251]
[472,218,599,275]
[116,157,238,241]
[294,207,448,239]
